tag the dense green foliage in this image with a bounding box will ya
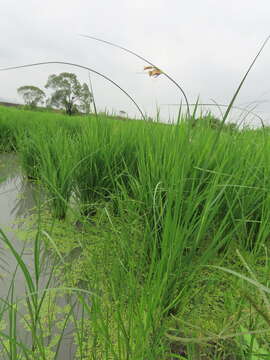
[45,72,93,115]
[1,106,270,359]
[17,85,46,109]
[17,72,93,115]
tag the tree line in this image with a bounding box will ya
[17,72,93,115]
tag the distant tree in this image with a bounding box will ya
[17,85,45,108]
[79,83,93,114]
[45,72,93,115]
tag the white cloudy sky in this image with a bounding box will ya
[1,0,270,125]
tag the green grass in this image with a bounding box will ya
[1,105,270,358]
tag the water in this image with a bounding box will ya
[0,154,79,359]
[0,171,38,294]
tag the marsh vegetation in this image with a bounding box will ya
[0,104,270,359]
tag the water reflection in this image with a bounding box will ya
[0,156,78,360]
[0,170,42,296]
[10,177,40,219]
[0,153,19,180]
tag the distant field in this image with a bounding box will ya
[0,105,270,359]
[0,101,21,107]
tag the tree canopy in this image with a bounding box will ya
[45,72,93,115]
[17,86,45,108]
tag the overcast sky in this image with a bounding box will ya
[1,0,270,125]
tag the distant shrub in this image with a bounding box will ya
[194,113,238,132]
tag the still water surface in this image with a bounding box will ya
[0,154,78,359]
